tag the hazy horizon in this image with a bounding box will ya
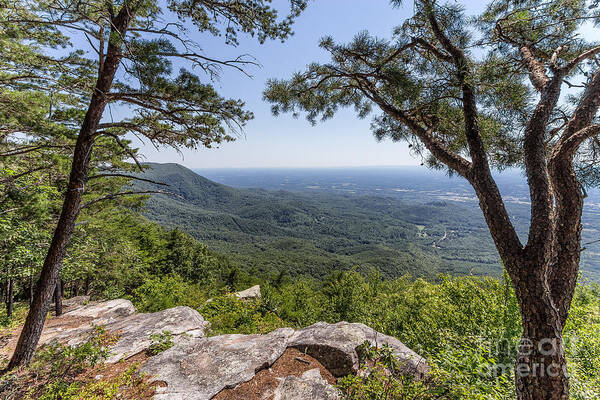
[135,1,489,169]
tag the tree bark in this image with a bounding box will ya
[6,6,134,370]
[514,269,569,400]
[84,276,91,295]
[29,270,34,305]
[54,280,62,316]
[6,279,13,318]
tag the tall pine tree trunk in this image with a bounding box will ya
[5,279,13,319]
[54,280,62,317]
[6,7,133,369]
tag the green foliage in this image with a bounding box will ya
[31,326,118,380]
[37,363,147,400]
[0,302,27,328]
[338,341,436,400]
[147,330,175,356]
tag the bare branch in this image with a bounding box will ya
[79,189,181,210]
[87,173,168,186]
[98,131,143,171]
[563,45,600,73]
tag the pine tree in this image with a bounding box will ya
[1,0,306,369]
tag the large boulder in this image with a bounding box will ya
[273,368,341,400]
[142,322,427,400]
[289,321,429,378]
[142,328,295,400]
[103,306,210,363]
[60,298,136,324]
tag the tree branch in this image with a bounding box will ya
[87,173,168,186]
[547,68,600,323]
[562,45,600,73]
[520,46,550,91]
[424,1,524,274]
[99,131,143,171]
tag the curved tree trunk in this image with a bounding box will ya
[6,142,90,368]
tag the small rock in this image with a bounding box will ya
[233,285,261,300]
[273,369,340,400]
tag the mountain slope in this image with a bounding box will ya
[135,163,501,278]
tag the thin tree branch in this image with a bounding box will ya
[79,189,181,210]
[87,173,168,186]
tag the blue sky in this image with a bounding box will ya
[139,0,490,169]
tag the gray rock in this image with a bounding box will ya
[36,299,137,347]
[142,328,295,400]
[289,321,429,378]
[273,369,341,400]
[103,306,210,363]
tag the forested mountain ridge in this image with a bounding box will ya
[135,163,504,279]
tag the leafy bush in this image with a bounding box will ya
[129,274,208,313]
[199,294,286,335]
[337,341,436,400]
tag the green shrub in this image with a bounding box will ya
[147,330,175,356]
[129,274,208,312]
[199,294,286,335]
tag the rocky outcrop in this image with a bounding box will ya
[1,300,209,363]
[289,321,429,378]
[142,321,428,399]
[61,298,136,323]
[103,306,210,363]
[3,295,428,400]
